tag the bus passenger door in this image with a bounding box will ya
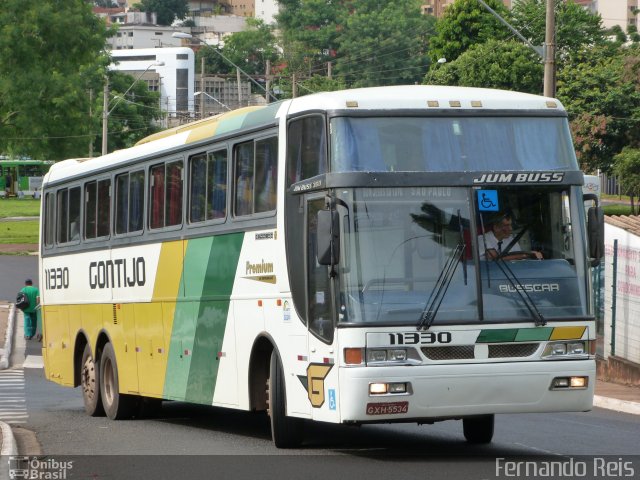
[305,195,340,423]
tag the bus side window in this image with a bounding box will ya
[116,172,145,234]
[208,149,227,220]
[255,137,277,213]
[234,142,254,216]
[287,116,326,187]
[44,192,55,247]
[97,179,111,237]
[85,181,98,239]
[68,187,81,241]
[150,164,165,229]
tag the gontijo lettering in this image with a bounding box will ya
[89,257,146,289]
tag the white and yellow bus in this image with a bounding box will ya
[40,86,603,447]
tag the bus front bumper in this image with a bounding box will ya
[338,359,595,423]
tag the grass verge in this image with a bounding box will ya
[603,205,635,216]
[0,198,41,218]
[0,220,39,244]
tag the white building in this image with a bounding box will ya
[109,25,190,50]
[254,0,279,24]
[578,0,639,32]
[110,48,195,119]
[603,215,640,382]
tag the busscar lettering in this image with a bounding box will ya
[44,267,70,290]
[89,257,146,289]
[499,283,559,293]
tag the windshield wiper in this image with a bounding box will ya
[491,256,546,326]
[416,242,464,331]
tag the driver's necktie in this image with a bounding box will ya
[497,241,503,253]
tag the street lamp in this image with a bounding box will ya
[426,58,447,84]
[194,91,232,113]
[172,32,277,103]
[102,61,165,155]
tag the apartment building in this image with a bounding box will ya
[593,0,639,31]
[421,0,512,16]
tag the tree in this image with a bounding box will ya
[0,0,110,160]
[276,0,346,76]
[428,0,509,65]
[426,39,543,94]
[336,0,434,87]
[510,0,606,57]
[135,0,189,26]
[222,18,280,77]
[612,147,640,214]
[557,44,640,172]
[99,71,162,154]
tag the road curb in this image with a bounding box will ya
[594,394,640,416]
[0,304,15,370]
[0,421,17,457]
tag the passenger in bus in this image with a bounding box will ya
[478,211,542,260]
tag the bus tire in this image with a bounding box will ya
[81,344,104,417]
[463,414,494,444]
[268,350,303,448]
[100,343,137,420]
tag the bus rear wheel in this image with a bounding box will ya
[463,414,494,444]
[100,343,138,420]
[81,344,104,416]
[267,350,303,448]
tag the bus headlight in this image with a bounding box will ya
[366,348,408,364]
[369,382,409,395]
[550,376,588,390]
[542,341,591,359]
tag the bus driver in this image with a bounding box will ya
[478,212,543,260]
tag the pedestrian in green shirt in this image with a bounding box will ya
[20,279,40,340]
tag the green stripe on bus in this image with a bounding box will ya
[163,237,213,400]
[514,327,553,342]
[476,329,519,343]
[184,232,244,405]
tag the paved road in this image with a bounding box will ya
[0,255,37,302]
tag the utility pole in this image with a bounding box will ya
[88,89,93,158]
[327,61,332,79]
[102,78,109,156]
[265,60,271,104]
[236,68,242,108]
[543,0,556,98]
[200,57,205,119]
[292,73,297,98]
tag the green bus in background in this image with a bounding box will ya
[0,158,54,198]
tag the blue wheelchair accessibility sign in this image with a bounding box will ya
[477,190,499,212]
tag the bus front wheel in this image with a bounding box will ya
[81,344,104,417]
[100,343,138,420]
[267,350,303,448]
[463,414,494,444]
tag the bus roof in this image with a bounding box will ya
[44,86,565,185]
[285,85,565,115]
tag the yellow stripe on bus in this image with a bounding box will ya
[549,326,587,340]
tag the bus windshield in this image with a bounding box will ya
[330,116,578,172]
[335,186,588,326]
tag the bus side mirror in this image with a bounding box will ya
[587,205,604,267]
[317,209,340,266]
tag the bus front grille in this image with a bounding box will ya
[421,343,539,361]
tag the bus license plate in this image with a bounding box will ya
[366,401,409,415]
